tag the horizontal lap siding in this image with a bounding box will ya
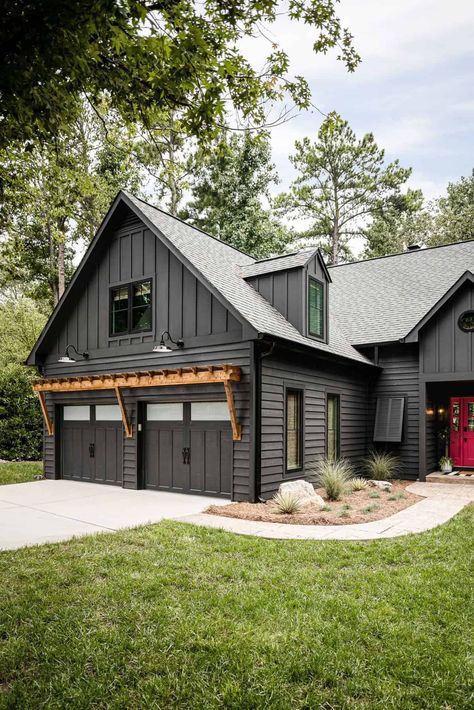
[42,341,252,499]
[369,344,420,478]
[260,354,370,498]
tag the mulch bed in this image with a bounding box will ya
[206,480,421,525]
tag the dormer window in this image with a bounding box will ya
[308,277,325,339]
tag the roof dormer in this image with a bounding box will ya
[242,247,331,342]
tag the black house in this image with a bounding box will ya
[27,192,474,500]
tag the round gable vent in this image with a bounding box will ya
[458,310,474,332]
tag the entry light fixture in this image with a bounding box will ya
[58,344,89,364]
[152,331,184,353]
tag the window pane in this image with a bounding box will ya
[147,403,183,421]
[133,281,151,308]
[309,279,324,337]
[327,395,340,459]
[64,406,90,421]
[95,405,122,421]
[112,309,129,335]
[132,304,151,331]
[191,402,230,421]
[112,287,129,310]
[286,390,302,471]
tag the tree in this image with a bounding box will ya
[427,170,474,246]
[276,113,412,263]
[0,298,47,369]
[0,365,43,461]
[0,1,359,150]
[0,103,143,305]
[364,190,429,258]
[183,132,291,256]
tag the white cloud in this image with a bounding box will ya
[372,117,437,155]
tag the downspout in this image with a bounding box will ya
[250,338,275,502]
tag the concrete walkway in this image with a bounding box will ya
[0,480,228,551]
[177,482,474,540]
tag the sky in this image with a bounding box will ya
[242,0,474,201]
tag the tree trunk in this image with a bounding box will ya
[58,240,65,300]
[332,219,339,264]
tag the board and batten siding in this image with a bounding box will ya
[259,352,371,498]
[42,208,243,362]
[41,341,252,500]
[420,283,474,376]
[368,344,420,478]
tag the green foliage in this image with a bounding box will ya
[0,1,359,150]
[0,509,473,707]
[427,170,474,246]
[364,189,430,258]
[276,112,412,263]
[0,365,43,461]
[0,101,143,305]
[362,504,380,513]
[0,461,43,486]
[365,450,401,480]
[311,457,354,500]
[388,492,407,501]
[0,298,47,367]
[271,491,302,515]
[368,492,381,499]
[348,476,369,492]
[184,132,291,256]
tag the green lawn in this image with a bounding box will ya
[0,508,472,709]
[0,461,43,486]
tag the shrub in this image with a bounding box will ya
[364,450,401,481]
[0,365,43,461]
[348,476,368,492]
[271,491,302,515]
[311,457,354,501]
[368,491,380,499]
[362,504,380,514]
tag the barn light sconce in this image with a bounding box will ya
[153,331,184,353]
[437,407,446,415]
[425,406,435,416]
[58,344,89,363]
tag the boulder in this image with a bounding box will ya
[368,479,393,491]
[278,479,325,507]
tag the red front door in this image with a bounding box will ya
[449,397,474,467]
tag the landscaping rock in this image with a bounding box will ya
[368,479,393,491]
[278,479,325,507]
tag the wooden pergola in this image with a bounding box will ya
[32,364,242,441]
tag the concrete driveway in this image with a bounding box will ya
[0,480,229,551]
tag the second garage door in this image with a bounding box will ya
[144,401,232,497]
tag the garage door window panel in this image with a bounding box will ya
[63,406,91,421]
[191,402,230,421]
[147,403,183,421]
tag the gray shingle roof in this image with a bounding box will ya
[329,241,474,344]
[125,193,372,365]
[240,248,317,278]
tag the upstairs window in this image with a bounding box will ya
[308,277,325,339]
[110,279,152,336]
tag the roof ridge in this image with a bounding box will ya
[122,191,256,261]
[329,238,474,269]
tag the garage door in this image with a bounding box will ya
[61,405,123,485]
[144,402,232,497]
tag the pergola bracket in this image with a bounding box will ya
[36,391,54,436]
[224,380,242,441]
[114,386,133,438]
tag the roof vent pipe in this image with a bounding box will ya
[406,244,422,251]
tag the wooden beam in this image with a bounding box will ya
[36,391,54,436]
[115,386,133,439]
[223,380,242,441]
[32,364,241,393]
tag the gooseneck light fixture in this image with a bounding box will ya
[58,344,89,364]
[152,331,185,353]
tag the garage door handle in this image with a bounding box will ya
[182,447,190,464]
[89,443,95,458]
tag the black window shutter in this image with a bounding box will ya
[373,397,405,442]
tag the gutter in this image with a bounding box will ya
[249,336,275,503]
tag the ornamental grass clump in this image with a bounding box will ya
[271,491,302,515]
[348,476,368,492]
[312,457,354,501]
[364,450,401,481]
